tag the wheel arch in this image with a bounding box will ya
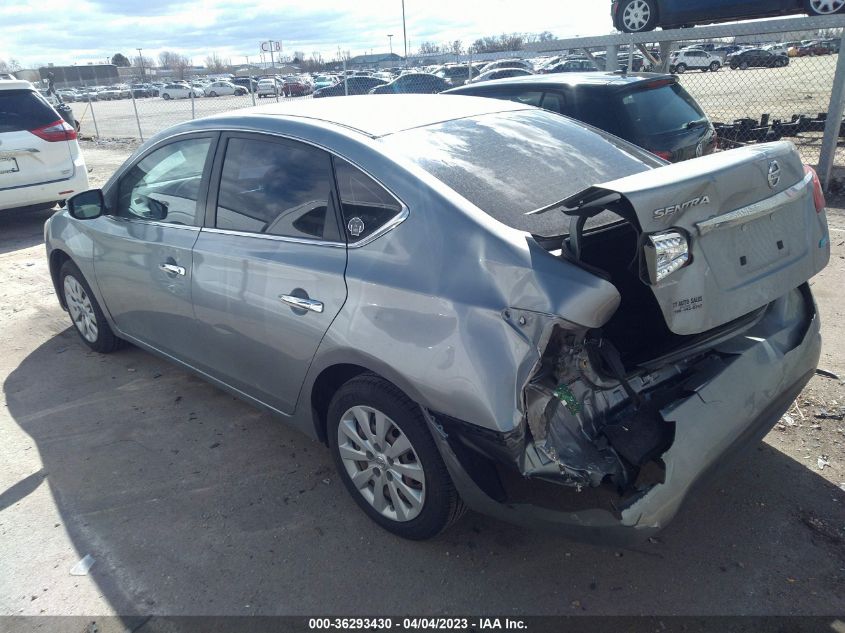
[49,248,72,309]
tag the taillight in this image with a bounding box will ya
[804,164,826,213]
[651,150,672,161]
[30,119,77,142]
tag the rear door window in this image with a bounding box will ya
[215,136,340,241]
[0,89,60,133]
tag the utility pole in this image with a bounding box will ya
[388,34,394,55]
[402,0,408,61]
[137,48,145,81]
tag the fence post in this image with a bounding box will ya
[657,40,675,73]
[468,50,472,84]
[129,89,144,142]
[191,88,196,119]
[250,82,256,106]
[88,96,100,139]
[607,44,618,72]
[818,31,845,190]
[343,59,348,96]
[627,37,635,73]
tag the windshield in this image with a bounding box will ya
[379,109,652,237]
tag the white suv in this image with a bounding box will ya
[0,80,88,212]
[669,49,722,73]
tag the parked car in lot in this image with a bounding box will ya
[669,49,722,73]
[97,86,123,100]
[0,80,88,212]
[311,75,336,90]
[541,58,598,73]
[231,77,258,93]
[283,76,312,97]
[797,41,832,56]
[728,48,789,69]
[313,76,387,97]
[434,64,479,87]
[256,78,282,98]
[205,81,247,97]
[481,59,534,73]
[46,94,830,541]
[446,72,717,162]
[56,89,77,102]
[612,0,844,32]
[369,73,450,94]
[160,83,203,99]
[471,68,534,83]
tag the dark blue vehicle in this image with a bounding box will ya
[612,0,843,33]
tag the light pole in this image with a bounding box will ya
[401,0,407,61]
[388,34,394,56]
[137,48,145,81]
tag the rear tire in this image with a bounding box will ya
[59,260,123,353]
[740,61,749,70]
[327,373,466,540]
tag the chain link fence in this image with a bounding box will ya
[56,21,845,185]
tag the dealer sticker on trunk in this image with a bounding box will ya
[672,295,704,314]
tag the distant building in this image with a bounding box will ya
[38,64,119,88]
[345,52,404,69]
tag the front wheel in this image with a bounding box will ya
[208,91,217,97]
[675,63,687,73]
[162,93,171,100]
[616,0,657,32]
[709,61,720,72]
[328,374,466,540]
[806,0,845,14]
[740,61,749,70]
[60,260,123,353]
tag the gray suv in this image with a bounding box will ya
[46,95,830,542]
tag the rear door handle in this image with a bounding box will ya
[159,263,186,276]
[279,294,324,313]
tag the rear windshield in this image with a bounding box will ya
[379,109,652,237]
[0,89,60,133]
[580,82,705,139]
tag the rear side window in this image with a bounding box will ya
[0,89,60,133]
[215,137,340,241]
[334,158,402,243]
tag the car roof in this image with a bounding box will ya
[0,79,36,92]
[200,94,531,138]
[447,71,674,92]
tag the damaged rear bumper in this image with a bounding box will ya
[426,285,821,545]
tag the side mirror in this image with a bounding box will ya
[67,189,105,220]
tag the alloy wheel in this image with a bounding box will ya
[810,0,844,13]
[622,0,651,31]
[64,275,98,343]
[336,405,426,522]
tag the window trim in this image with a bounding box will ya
[107,131,220,228]
[203,129,408,249]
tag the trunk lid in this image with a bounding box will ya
[567,142,830,335]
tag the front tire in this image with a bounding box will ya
[60,260,123,353]
[709,61,720,72]
[740,61,749,70]
[162,93,171,100]
[806,0,845,14]
[209,91,217,97]
[616,0,657,32]
[328,374,466,540]
[675,63,687,73]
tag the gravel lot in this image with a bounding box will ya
[0,140,843,618]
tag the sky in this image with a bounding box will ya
[0,0,613,68]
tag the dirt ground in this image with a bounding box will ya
[0,140,843,618]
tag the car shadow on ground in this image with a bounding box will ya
[4,330,845,615]
[0,206,56,256]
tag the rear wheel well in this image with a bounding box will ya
[49,249,71,308]
[311,364,372,444]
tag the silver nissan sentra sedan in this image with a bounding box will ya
[45,95,830,542]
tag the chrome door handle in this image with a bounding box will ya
[279,294,324,313]
[159,263,186,276]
